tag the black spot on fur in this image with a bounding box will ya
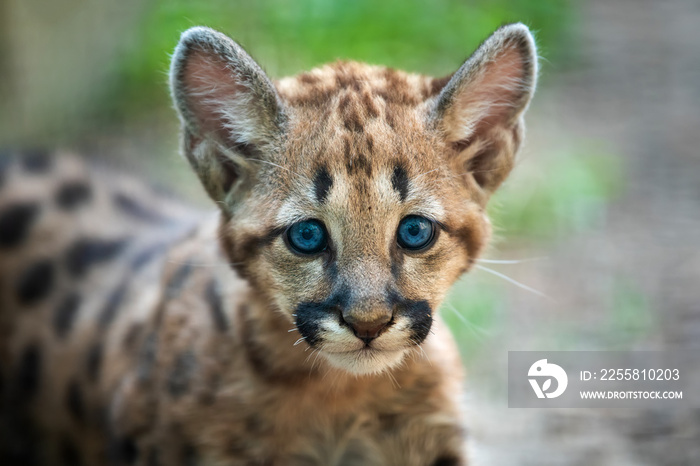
[313,165,333,204]
[16,344,41,401]
[98,281,128,330]
[167,350,197,398]
[166,262,193,299]
[130,242,167,270]
[0,203,40,248]
[56,181,92,210]
[432,455,460,466]
[114,192,167,223]
[66,237,128,278]
[205,280,229,332]
[137,332,158,382]
[122,323,144,352]
[346,153,373,177]
[86,342,103,382]
[390,245,404,279]
[20,149,51,173]
[181,444,198,466]
[54,292,81,338]
[295,287,351,347]
[387,290,432,344]
[65,379,85,424]
[391,164,409,202]
[17,259,55,304]
[59,437,83,466]
[146,447,160,466]
[112,436,139,464]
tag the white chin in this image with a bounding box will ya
[322,348,408,375]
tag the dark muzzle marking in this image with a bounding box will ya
[295,287,433,347]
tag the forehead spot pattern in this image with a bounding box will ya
[391,164,409,202]
[313,165,333,204]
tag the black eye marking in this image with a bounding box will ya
[313,166,333,204]
[391,164,409,202]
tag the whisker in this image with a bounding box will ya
[413,168,441,180]
[476,257,547,264]
[165,259,244,268]
[385,369,400,389]
[444,302,489,338]
[293,337,306,346]
[474,264,554,301]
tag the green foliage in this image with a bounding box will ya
[441,276,506,362]
[110,0,572,117]
[489,145,624,242]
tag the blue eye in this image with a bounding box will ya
[397,215,435,250]
[286,219,328,254]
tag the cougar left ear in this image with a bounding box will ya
[430,23,537,196]
[169,27,287,204]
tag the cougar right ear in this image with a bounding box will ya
[169,27,287,204]
[429,23,537,198]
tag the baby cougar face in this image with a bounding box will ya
[170,26,536,374]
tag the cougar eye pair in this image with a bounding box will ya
[285,215,436,255]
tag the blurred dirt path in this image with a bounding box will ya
[469,1,700,464]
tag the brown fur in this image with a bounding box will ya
[0,23,536,465]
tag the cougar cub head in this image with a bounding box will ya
[170,24,537,374]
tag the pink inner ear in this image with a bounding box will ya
[182,49,248,143]
[445,45,528,143]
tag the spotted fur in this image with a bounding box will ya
[0,23,536,465]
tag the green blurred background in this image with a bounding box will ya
[2,0,699,463]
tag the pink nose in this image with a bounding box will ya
[343,314,392,344]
